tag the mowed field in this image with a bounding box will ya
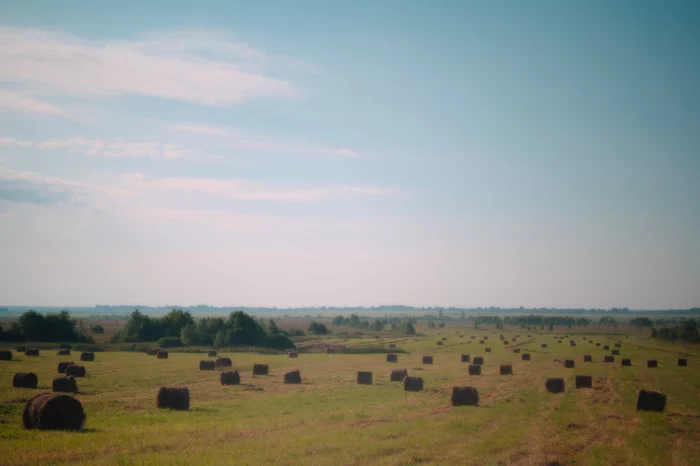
[1,325,699,465]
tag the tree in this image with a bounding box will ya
[267,319,281,336]
[180,324,198,345]
[307,321,329,335]
[370,319,384,331]
[548,322,554,331]
[214,330,226,348]
[91,325,105,334]
[438,309,443,318]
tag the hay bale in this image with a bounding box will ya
[513,348,521,353]
[326,348,335,354]
[485,348,492,353]
[470,336,475,339]
[0,350,12,361]
[208,350,217,357]
[13,372,38,388]
[603,345,610,350]
[647,360,657,368]
[678,359,687,367]
[56,349,70,356]
[499,364,513,375]
[253,364,269,375]
[199,360,216,370]
[473,356,484,365]
[558,341,562,344]
[614,343,621,348]
[25,348,40,357]
[288,351,298,358]
[390,369,408,382]
[442,337,447,341]
[156,350,168,359]
[65,365,86,377]
[220,371,240,385]
[22,393,85,430]
[57,361,74,373]
[437,341,443,346]
[422,356,433,365]
[52,376,78,393]
[468,364,482,375]
[459,335,463,338]
[612,349,620,355]
[595,343,600,346]
[522,353,531,361]
[461,354,470,363]
[357,371,373,385]
[583,355,592,362]
[636,389,666,412]
[215,357,232,368]
[451,386,479,406]
[403,376,423,391]
[604,356,615,363]
[16,346,26,353]
[284,370,301,384]
[575,375,592,389]
[564,360,574,369]
[541,344,547,348]
[386,354,398,363]
[80,352,95,362]
[146,349,158,356]
[484,336,488,340]
[621,358,631,367]
[156,387,190,410]
[570,343,576,347]
[388,343,396,348]
[504,341,509,345]
[545,378,565,394]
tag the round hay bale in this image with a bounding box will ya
[603,345,610,350]
[288,351,298,358]
[386,354,398,363]
[461,354,470,363]
[56,349,71,356]
[253,364,269,376]
[504,341,509,345]
[388,343,396,348]
[57,361,74,374]
[678,358,687,367]
[390,369,408,382]
[595,343,601,346]
[437,341,443,346]
[513,348,521,354]
[612,349,620,355]
[403,376,423,392]
[284,370,301,384]
[636,389,666,412]
[479,340,484,344]
[326,348,335,354]
[614,343,621,348]
[208,350,217,357]
[441,337,447,341]
[499,364,513,375]
[220,371,240,385]
[156,350,168,359]
[146,349,158,356]
[470,336,475,339]
[604,356,615,363]
[13,372,38,388]
[522,353,531,361]
[52,376,78,393]
[621,358,631,367]
[15,346,26,353]
[451,386,478,406]
[575,375,593,389]
[215,357,232,368]
[570,343,576,347]
[485,348,492,353]
[422,356,433,365]
[80,352,95,362]
[647,360,658,368]
[22,393,85,430]
[357,371,373,385]
[284,348,295,355]
[65,365,86,377]
[0,350,12,361]
[541,344,547,348]
[545,378,565,394]
[468,364,482,376]
[25,348,40,357]
[199,360,215,370]
[473,356,484,365]
[157,387,189,410]
[564,360,574,369]
[583,355,592,362]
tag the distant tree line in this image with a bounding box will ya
[331,314,415,334]
[111,309,295,350]
[0,310,93,343]
[651,319,699,343]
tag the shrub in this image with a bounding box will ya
[156,337,183,348]
[71,343,104,352]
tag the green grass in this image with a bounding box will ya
[1,327,699,465]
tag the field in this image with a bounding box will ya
[1,323,699,465]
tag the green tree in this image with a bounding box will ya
[267,319,281,336]
[180,324,198,345]
[214,330,226,348]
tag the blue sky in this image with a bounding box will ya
[0,1,698,308]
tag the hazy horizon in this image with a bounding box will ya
[1,1,698,309]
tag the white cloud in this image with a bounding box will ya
[0,27,297,107]
[123,173,397,202]
[168,124,370,158]
[0,91,64,115]
[0,166,128,198]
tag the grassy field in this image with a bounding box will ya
[1,324,699,465]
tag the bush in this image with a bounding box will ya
[156,337,184,348]
[260,335,296,351]
[71,343,104,352]
[91,325,105,334]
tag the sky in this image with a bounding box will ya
[0,1,698,309]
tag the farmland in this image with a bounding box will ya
[1,322,699,465]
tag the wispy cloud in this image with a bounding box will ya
[0,91,64,115]
[0,136,222,162]
[168,124,370,158]
[123,173,397,202]
[0,27,297,107]
[0,166,128,198]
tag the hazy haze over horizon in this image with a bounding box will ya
[0,1,698,309]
